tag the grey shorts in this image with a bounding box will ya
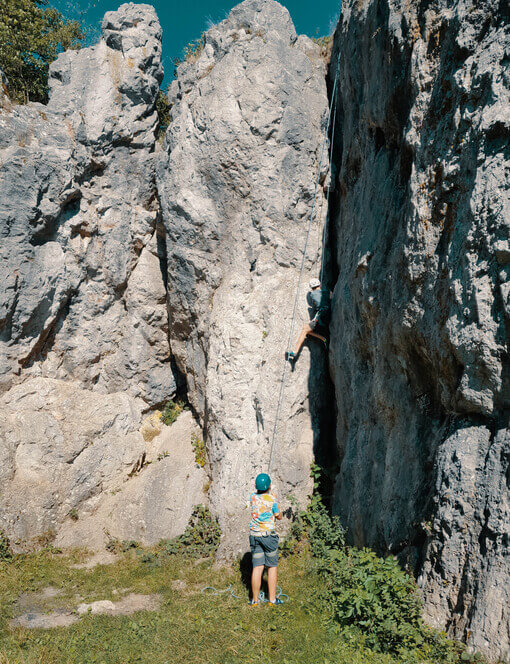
[249,533,279,568]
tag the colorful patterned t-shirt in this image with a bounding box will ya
[249,492,280,534]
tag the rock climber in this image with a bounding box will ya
[286,278,331,362]
[249,473,283,606]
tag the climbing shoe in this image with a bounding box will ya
[285,351,296,362]
[268,598,284,606]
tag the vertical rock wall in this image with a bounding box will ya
[328,0,509,658]
[157,0,331,554]
[0,3,171,405]
[0,4,206,548]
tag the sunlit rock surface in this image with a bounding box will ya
[157,0,331,555]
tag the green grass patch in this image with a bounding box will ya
[0,476,486,664]
[0,548,399,664]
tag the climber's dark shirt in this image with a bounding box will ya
[307,289,330,325]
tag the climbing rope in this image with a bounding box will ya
[201,584,289,603]
[200,584,242,599]
[267,53,341,475]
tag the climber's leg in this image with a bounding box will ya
[288,323,313,360]
[308,331,328,348]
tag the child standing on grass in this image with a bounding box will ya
[249,473,283,606]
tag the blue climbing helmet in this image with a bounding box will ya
[255,473,271,492]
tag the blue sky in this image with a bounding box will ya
[53,0,341,86]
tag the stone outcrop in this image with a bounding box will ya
[55,409,207,550]
[0,2,172,405]
[327,0,509,659]
[0,4,205,548]
[157,0,331,555]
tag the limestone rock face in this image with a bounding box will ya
[0,377,146,545]
[157,0,330,554]
[0,2,172,406]
[0,378,205,549]
[55,410,207,550]
[328,0,509,658]
[0,4,205,547]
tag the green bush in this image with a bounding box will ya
[158,505,221,559]
[316,546,424,654]
[0,529,13,562]
[302,464,485,662]
[161,398,185,426]
[156,88,171,139]
[191,432,206,467]
[0,0,83,104]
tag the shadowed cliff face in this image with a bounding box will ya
[157,0,331,557]
[327,0,509,658]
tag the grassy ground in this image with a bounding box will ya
[0,547,402,664]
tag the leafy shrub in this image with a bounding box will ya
[156,88,171,139]
[161,399,185,426]
[191,432,206,467]
[0,529,13,562]
[104,534,142,555]
[138,551,159,568]
[302,464,484,662]
[0,0,83,104]
[316,546,424,654]
[158,505,221,559]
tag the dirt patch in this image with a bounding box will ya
[77,593,160,616]
[10,610,78,629]
[10,589,161,630]
[16,586,62,610]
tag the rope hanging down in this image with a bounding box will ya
[201,584,289,603]
[268,54,340,475]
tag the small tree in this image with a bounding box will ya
[0,0,83,104]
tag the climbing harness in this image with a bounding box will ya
[268,53,341,475]
[201,584,289,603]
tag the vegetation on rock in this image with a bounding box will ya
[183,34,205,63]
[312,34,333,60]
[156,88,171,139]
[191,432,206,467]
[0,0,83,103]
[158,505,220,559]
[160,399,185,426]
[0,530,12,562]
